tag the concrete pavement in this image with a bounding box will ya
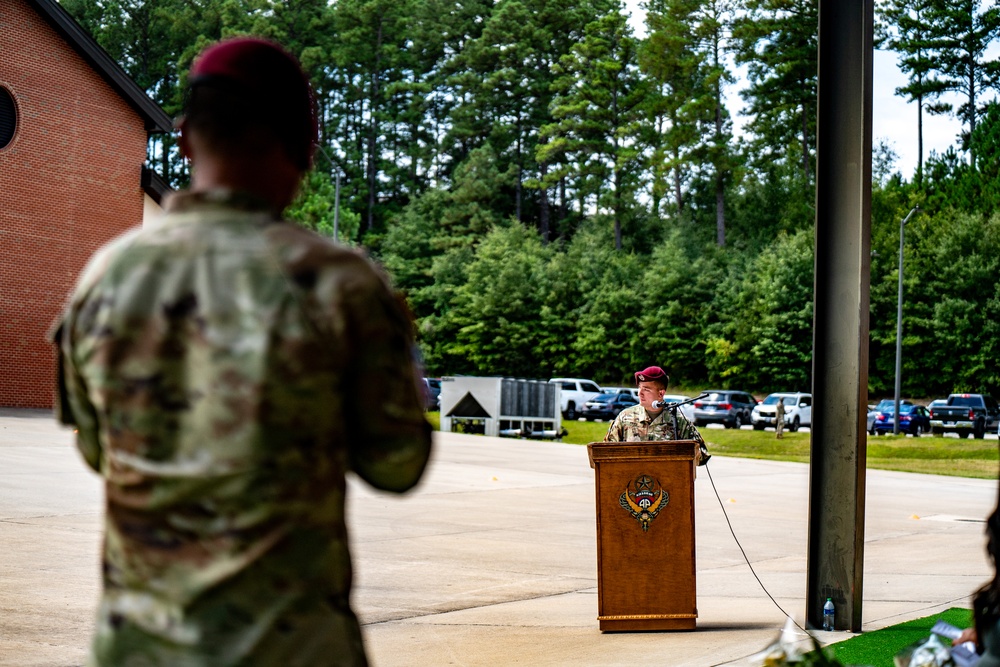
[1,409,995,667]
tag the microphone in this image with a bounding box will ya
[652,392,708,410]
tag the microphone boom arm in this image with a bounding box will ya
[653,392,710,437]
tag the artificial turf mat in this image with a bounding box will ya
[829,607,973,666]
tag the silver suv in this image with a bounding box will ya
[692,390,756,429]
[751,392,812,432]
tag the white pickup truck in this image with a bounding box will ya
[549,378,603,420]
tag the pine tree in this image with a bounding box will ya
[640,0,704,217]
[539,7,648,250]
[733,0,818,182]
[921,0,1000,168]
[877,0,955,186]
[641,0,737,245]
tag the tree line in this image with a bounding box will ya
[63,0,1000,397]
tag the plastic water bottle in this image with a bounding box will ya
[823,598,835,630]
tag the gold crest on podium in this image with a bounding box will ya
[619,474,669,532]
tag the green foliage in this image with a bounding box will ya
[62,0,1000,397]
[640,0,737,247]
[440,223,553,376]
[920,1,1000,161]
[540,6,648,249]
[703,230,814,390]
[638,232,722,382]
[286,170,360,242]
[379,144,513,315]
[921,103,1000,212]
[733,0,818,182]
[869,196,1000,398]
[876,0,951,186]
[568,233,645,377]
[911,211,1000,393]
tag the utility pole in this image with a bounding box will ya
[893,206,920,434]
[334,171,341,243]
[316,145,343,243]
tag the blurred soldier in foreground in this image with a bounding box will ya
[52,37,431,666]
[604,366,710,465]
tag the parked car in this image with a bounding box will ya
[692,390,756,429]
[601,386,639,399]
[868,399,913,435]
[423,378,441,410]
[929,393,1000,439]
[751,392,812,432]
[873,403,930,436]
[866,405,878,435]
[580,392,638,421]
[549,378,603,420]
[659,394,696,423]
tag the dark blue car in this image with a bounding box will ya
[580,392,638,421]
[873,403,930,436]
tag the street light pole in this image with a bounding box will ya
[315,145,342,243]
[893,206,920,434]
[333,170,341,243]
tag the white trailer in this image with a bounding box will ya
[439,376,561,439]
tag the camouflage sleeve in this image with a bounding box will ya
[343,264,432,493]
[50,238,134,472]
[50,316,102,471]
[604,416,623,442]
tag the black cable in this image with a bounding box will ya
[703,460,810,635]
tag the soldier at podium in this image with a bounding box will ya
[605,366,710,465]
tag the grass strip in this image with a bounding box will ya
[425,413,999,478]
[829,607,972,667]
[560,421,1000,479]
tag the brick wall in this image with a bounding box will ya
[0,0,147,408]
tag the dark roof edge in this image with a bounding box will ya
[141,166,173,205]
[27,0,173,133]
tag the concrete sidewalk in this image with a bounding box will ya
[1,410,995,667]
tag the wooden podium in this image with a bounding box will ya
[587,440,698,632]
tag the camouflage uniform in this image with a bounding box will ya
[775,398,785,439]
[53,189,432,667]
[605,404,708,460]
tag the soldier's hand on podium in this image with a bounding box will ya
[697,444,711,466]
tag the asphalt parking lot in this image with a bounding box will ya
[3,410,996,667]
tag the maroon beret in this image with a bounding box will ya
[190,37,316,169]
[634,366,669,385]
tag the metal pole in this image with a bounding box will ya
[334,171,341,243]
[808,0,873,633]
[893,206,919,435]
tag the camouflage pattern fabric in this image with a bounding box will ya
[53,189,432,667]
[605,404,709,464]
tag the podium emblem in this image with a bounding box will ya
[619,474,668,532]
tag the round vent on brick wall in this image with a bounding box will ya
[0,87,17,149]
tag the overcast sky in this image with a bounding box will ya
[620,2,1000,180]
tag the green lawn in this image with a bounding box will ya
[425,412,999,478]
[829,608,972,667]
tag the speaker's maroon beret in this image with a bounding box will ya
[190,37,316,169]
[634,366,668,385]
